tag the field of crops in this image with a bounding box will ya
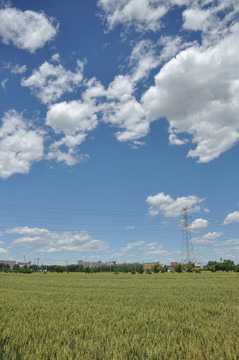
[0,272,238,359]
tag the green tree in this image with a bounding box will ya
[222,259,235,272]
[208,265,216,273]
[174,263,184,274]
[186,264,193,273]
[137,267,144,274]
[153,264,160,273]
[55,265,64,273]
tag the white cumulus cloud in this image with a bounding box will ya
[0,110,44,179]
[146,192,204,217]
[121,241,145,252]
[10,229,108,253]
[6,226,49,236]
[223,211,239,225]
[46,98,98,165]
[192,231,223,244]
[21,59,84,105]
[190,218,208,233]
[98,0,168,32]
[142,22,239,163]
[0,7,58,53]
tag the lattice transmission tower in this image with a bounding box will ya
[180,207,196,264]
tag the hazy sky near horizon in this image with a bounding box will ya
[0,0,239,265]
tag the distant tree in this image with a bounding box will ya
[55,265,64,273]
[206,261,218,267]
[221,259,235,272]
[137,267,144,274]
[153,264,160,273]
[186,264,193,273]
[174,263,184,274]
[208,265,216,273]
[122,266,129,273]
[163,265,168,272]
[146,268,152,274]
[66,264,79,272]
[206,259,235,272]
[29,264,38,271]
[194,269,201,274]
[234,265,239,272]
[160,267,167,274]
[92,267,101,273]
[78,264,84,272]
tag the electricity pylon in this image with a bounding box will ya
[180,207,196,264]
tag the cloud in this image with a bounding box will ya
[220,238,239,246]
[182,1,239,43]
[213,246,239,257]
[182,7,212,32]
[130,40,161,82]
[0,110,44,179]
[190,218,208,233]
[0,248,8,254]
[51,53,60,62]
[10,64,27,74]
[21,59,84,104]
[223,211,239,225]
[46,97,98,165]
[125,226,135,230]
[47,144,90,166]
[102,75,149,142]
[192,232,223,244]
[10,229,108,253]
[121,241,145,252]
[0,7,58,53]
[98,0,169,32]
[142,23,239,162]
[146,249,169,256]
[46,99,98,135]
[146,192,204,217]
[1,79,8,89]
[6,226,49,236]
[139,242,161,250]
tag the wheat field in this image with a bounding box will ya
[0,272,238,359]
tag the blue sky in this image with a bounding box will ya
[0,0,239,266]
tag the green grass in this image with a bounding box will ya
[0,272,239,359]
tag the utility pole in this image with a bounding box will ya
[181,207,196,264]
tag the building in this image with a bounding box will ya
[143,262,163,271]
[18,261,31,268]
[0,260,16,269]
[0,260,32,269]
[167,262,179,271]
[193,262,204,269]
[78,260,103,267]
[104,261,116,266]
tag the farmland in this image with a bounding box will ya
[0,272,239,359]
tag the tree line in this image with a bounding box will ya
[0,259,238,274]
